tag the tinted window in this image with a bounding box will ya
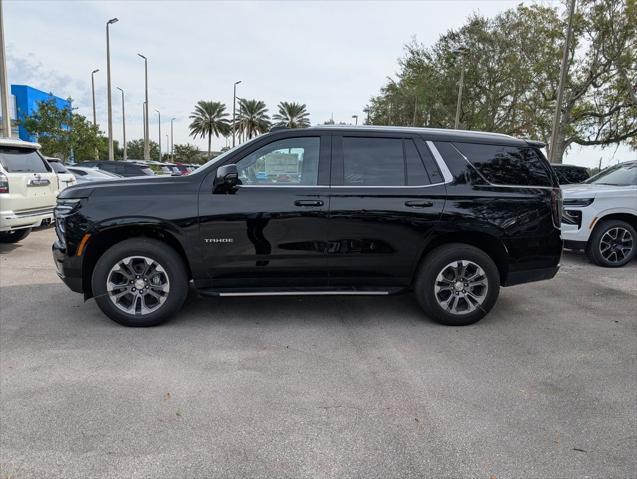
[416,140,443,184]
[48,161,69,174]
[0,148,51,173]
[453,142,552,186]
[342,137,404,186]
[405,139,430,185]
[237,137,320,185]
[553,166,589,184]
[433,141,487,185]
[68,168,87,176]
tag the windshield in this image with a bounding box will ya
[0,148,51,173]
[585,162,637,186]
[140,167,155,176]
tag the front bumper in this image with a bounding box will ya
[0,208,53,232]
[52,240,84,293]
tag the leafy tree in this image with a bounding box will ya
[125,139,160,161]
[272,101,310,128]
[173,143,202,163]
[188,101,230,157]
[365,1,636,162]
[21,98,104,162]
[236,99,270,140]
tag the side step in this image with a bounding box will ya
[197,286,406,297]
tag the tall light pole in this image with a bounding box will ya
[137,53,149,160]
[116,87,126,160]
[352,115,358,125]
[549,0,577,164]
[165,133,169,158]
[0,0,12,137]
[91,69,99,126]
[170,117,175,161]
[155,109,161,161]
[453,46,469,130]
[232,80,241,147]
[106,17,118,161]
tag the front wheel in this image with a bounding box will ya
[586,219,636,267]
[414,243,500,326]
[92,238,189,327]
[0,228,32,243]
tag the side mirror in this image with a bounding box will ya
[214,164,239,192]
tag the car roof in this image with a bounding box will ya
[299,125,529,145]
[0,137,41,149]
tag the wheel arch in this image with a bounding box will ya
[81,221,192,299]
[592,212,637,233]
[412,231,509,286]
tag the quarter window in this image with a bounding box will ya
[236,137,320,185]
[453,142,552,186]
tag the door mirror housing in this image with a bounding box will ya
[214,164,239,193]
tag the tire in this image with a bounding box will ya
[0,228,32,243]
[92,238,189,327]
[414,243,500,326]
[586,219,636,268]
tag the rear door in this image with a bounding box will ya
[0,147,58,213]
[327,133,447,287]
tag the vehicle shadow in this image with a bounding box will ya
[0,243,22,254]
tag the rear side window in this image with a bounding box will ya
[0,148,51,173]
[453,142,552,186]
[340,137,433,187]
[49,161,69,174]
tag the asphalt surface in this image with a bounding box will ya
[1,227,636,478]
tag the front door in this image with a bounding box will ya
[198,135,331,289]
[327,134,447,287]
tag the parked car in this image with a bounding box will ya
[551,163,590,184]
[45,157,77,191]
[561,160,637,267]
[67,166,122,184]
[81,160,155,177]
[53,126,562,327]
[0,138,58,243]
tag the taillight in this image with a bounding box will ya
[0,172,8,194]
[551,187,562,228]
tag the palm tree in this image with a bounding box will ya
[236,99,270,140]
[188,101,230,157]
[272,101,311,128]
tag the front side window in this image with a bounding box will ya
[585,162,637,186]
[236,137,320,186]
[453,142,552,187]
[0,148,51,173]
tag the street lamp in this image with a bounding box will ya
[452,46,469,130]
[165,133,169,158]
[352,115,358,126]
[232,80,241,147]
[137,53,149,160]
[155,109,161,161]
[170,117,175,161]
[106,17,118,161]
[116,87,126,160]
[0,0,12,138]
[91,69,99,126]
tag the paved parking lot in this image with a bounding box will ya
[1,227,636,478]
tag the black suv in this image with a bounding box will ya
[53,126,562,327]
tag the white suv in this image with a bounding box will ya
[561,160,637,267]
[0,138,59,243]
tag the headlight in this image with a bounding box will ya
[563,197,594,207]
[54,198,81,217]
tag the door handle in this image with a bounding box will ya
[404,200,434,208]
[294,199,324,207]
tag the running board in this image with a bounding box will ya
[197,287,405,297]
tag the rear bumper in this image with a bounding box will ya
[0,208,53,232]
[52,241,84,293]
[502,266,560,287]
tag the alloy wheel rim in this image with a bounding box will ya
[600,227,633,264]
[434,260,488,315]
[107,256,170,315]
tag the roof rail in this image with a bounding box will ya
[270,125,288,132]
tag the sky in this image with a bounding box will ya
[4,0,635,167]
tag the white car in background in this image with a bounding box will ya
[67,165,121,183]
[561,160,637,267]
[45,157,77,191]
[0,138,58,243]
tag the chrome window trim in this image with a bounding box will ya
[426,140,455,184]
[239,184,329,188]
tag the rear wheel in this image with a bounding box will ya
[0,228,32,243]
[92,238,188,327]
[586,219,635,267]
[414,243,500,326]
